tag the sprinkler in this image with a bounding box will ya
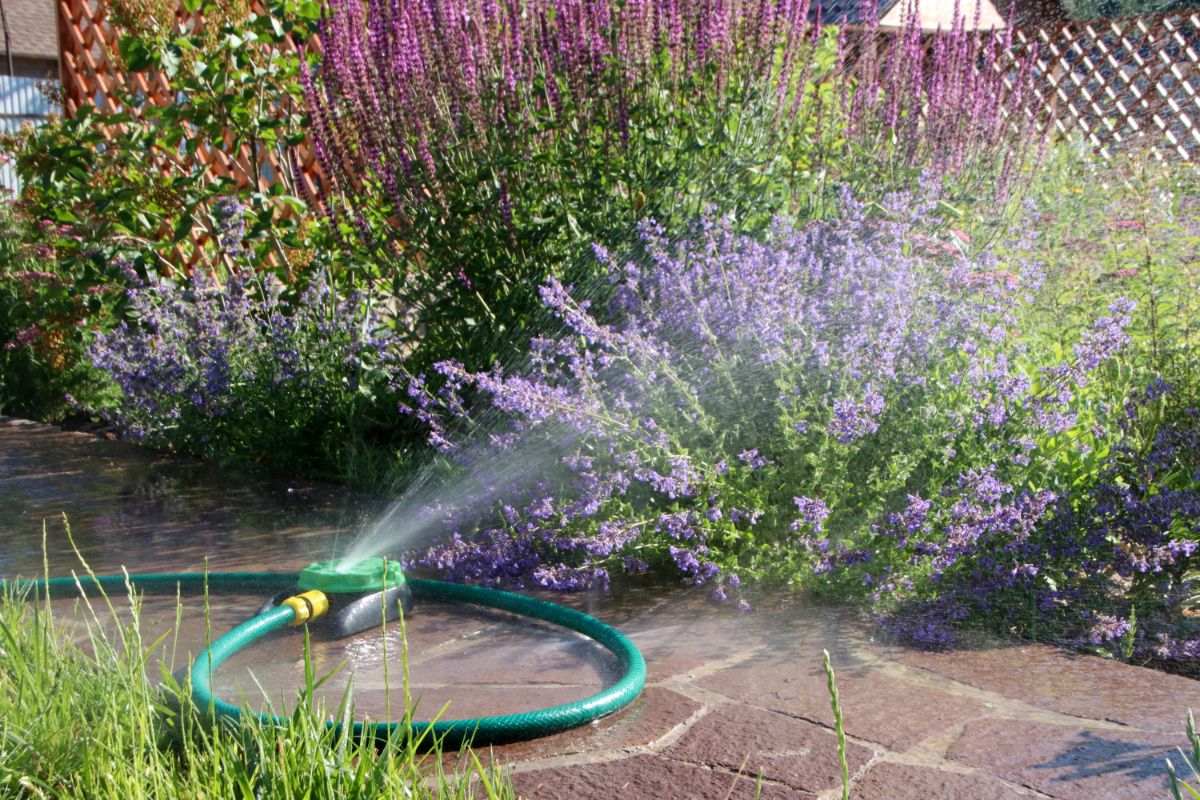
[254,558,413,639]
[3,564,646,747]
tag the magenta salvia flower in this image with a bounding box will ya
[836,0,1045,198]
[306,0,822,250]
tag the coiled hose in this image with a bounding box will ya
[4,572,646,747]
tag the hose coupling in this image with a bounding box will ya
[282,589,329,626]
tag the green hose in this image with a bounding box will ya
[5,572,646,747]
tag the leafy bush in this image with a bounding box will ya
[1062,0,1200,20]
[1025,145,1200,383]
[0,201,116,419]
[7,0,328,279]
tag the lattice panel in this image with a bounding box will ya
[55,0,324,268]
[1000,12,1200,161]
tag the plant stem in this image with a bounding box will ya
[822,648,850,800]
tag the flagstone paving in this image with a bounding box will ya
[2,417,1193,799]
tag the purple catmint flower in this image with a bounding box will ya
[1088,613,1132,645]
[669,544,701,575]
[1073,297,1135,373]
[86,271,407,457]
[792,496,830,533]
[212,196,246,256]
[828,393,884,444]
[1155,634,1200,660]
[737,449,767,470]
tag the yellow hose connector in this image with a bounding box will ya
[282,590,330,626]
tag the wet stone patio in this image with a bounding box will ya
[1,416,1194,799]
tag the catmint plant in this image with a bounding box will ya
[397,188,1134,610]
[86,269,409,478]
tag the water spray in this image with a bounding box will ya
[2,562,645,747]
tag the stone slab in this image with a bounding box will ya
[946,718,1176,799]
[665,703,875,794]
[484,686,703,763]
[895,643,1198,734]
[697,655,986,751]
[852,760,1039,799]
[509,754,807,799]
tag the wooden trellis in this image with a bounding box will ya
[998,12,1200,161]
[54,0,324,267]
[56,0,324,195]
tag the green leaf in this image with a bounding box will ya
[116,36,156,72]
[297,0,323,19]
[159,45,182,79]
[173,214,195,242]
[935,200,964,219]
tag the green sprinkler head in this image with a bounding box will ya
[274,558,413,639]
[298,558,407,594]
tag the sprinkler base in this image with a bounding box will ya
[254,583,413,639]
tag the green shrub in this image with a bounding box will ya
[0,201,115,420]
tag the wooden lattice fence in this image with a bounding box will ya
[1003,12,1200,161]
[53,0,324,268]
[56,0,324,196]
[52,0,1198,234]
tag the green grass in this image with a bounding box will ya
[1169,711,1200,800]
[0,558,514,799]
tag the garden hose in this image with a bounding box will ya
[3,571,646,747]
